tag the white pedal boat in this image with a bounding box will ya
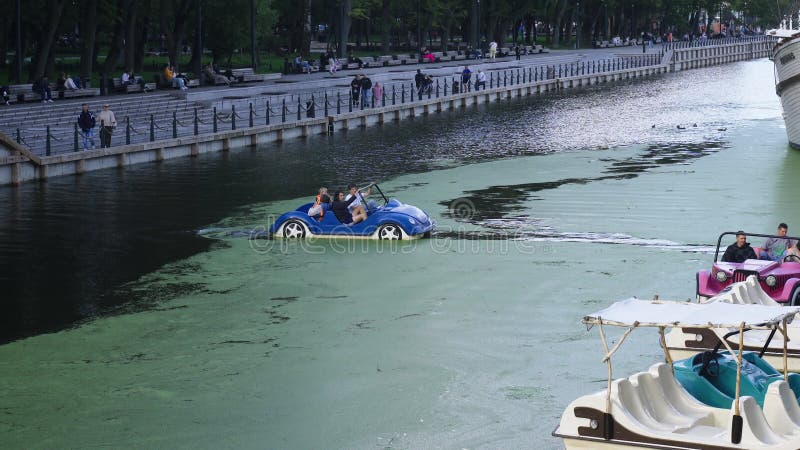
[554,298,800,449]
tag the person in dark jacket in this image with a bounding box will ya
[360,74,372,108]
[350,75,361,107]
[77,103,96,150]
[415,69,425,96]
[32,76,53,102]
[721,231,757,263]
[331,191,357,225]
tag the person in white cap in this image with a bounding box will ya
[96,104,117,148]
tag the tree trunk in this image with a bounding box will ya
[135,13,150,73]
[0,14,10,70]
[552,0,568,48]
[161,0,192,68]
[32,0,67,80]
[302,0,312,56]
[125,1,139,71]
[103,1,128,78]
[441,17,452,52]
[80,0,99,85]
[380,0,391,53]
[470,0,478,49]
[338,0,352,58]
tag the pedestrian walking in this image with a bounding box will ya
[77,103,96,150]
[515,46,521,60]
[360,74,372,108]
[461,66,472,93]
[489,41,497,59]
[96,104,117,148]
[372,82,383,106]
[350,74,361,107]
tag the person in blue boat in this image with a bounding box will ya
[307,187,329,219]
[331,191,357,225]
[345,183,371,224]
[721,231,757,263]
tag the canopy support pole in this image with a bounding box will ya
[658,326,674,369]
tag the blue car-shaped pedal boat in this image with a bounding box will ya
[270,183,434,240]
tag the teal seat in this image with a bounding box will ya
[673,351,800,409]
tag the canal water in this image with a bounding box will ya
[2,59,799,449]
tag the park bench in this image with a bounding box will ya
[375,55,393,66]
[499,47,512,56]
[431,52,447,62]
[155,74,198,89]
[112,77,155,93]
[7,83,100,103]
[452,52,467,60]
[230,68,268,83]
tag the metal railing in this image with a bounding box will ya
[5,45,745,157]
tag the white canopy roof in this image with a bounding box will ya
[583,298,800,329]
[768,29,800,39]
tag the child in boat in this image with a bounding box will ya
[308,187,329,219]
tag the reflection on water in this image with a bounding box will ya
[440,141,726,222]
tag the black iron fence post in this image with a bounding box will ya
[298,98,303,119]
[249,103,254,127]
[73,123,79,151]
[266,101,271,125]
[194,109,198,135]
[46,125,51,156]
[232,104,237,130]
[324,93,329,116]
[126,117,131,144]
[282,99,287,122]
[172,111,177,138]
[213,107,218,133]
[150,114,155,141]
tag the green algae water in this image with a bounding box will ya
[2,59,800,449]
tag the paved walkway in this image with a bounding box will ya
[0,44,666,155]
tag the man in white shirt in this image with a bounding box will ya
[345,183,372,224]
[96,104,117,148]
[476,70,487,90]
[489,41,497,59]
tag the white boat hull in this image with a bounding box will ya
[773,33,800,149]
[555,362,800,449]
